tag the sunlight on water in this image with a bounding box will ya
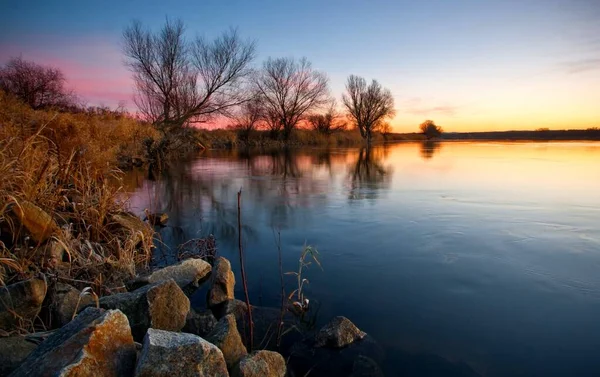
[127,142,600,377]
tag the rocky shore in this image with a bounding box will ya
[0,255,385,376]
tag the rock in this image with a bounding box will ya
[0,277,47,331]
[0,336,38,375]
[144,211,169,226]
[183,308,218,337]
[11,201,58,243]
[111,212,151,246]
[10,307,136,377]
[211,298,248,320]
[50,282,95,328]
[127,258,212,292]
[350,355,385,377]
[135,328,228,377]
[232,350,286,377]
[314,316,366,348]
[208,257,235,308]
[43,240,68,268]
[288,334,384,377]
[96,278,190,341]
[207,313,247,369]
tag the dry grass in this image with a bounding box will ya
[0,91,157,295]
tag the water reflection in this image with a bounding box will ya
[124,142,600,377]
[348,147,392,200]
[420,140,441,160]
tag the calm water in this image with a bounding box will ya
[126,142,600,377]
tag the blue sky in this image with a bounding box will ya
[1,0,599,131]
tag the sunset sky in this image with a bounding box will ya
[1,0,599,132]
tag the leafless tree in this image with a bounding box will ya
[306,101,347,135]
[253,57,329,140]
[342,75,395,144]
[378,121,392,140]
[0,57,75,109]
[233,93,265,140]
[123,19,256,130]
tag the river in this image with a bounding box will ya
[126,141,600,377]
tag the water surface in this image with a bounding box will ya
[127,141,600,377]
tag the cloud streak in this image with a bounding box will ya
[402,98,459,117]
[562,58,600,74]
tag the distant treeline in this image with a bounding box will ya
[441,129,600,141]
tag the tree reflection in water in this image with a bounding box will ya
[420,140,441,160]
[347,146,392,201]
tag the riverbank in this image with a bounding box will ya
[1,254,383,376]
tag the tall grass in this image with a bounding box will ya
[0,91,157,293]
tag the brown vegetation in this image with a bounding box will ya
[0,90,157,304]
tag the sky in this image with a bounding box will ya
[1,0,599,132]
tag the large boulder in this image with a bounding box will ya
[208,257,235,308]
[95,278,189,341]
[127,258,211,293]
[0,277,47,331]
[135,328,229,377]
[183,308,218,337]
[49,282,95,328]
[232,350,286,377]
[314,316,366,348]
[0,336,38,375]
[10,307,136,377]
[206,313,247,369]
[11,201,58,243]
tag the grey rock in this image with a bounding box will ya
[314,316,366,348]
[208,257,235,308]
[135,328,228,377]
[0,336,38,376]
[127,258,211,292]
[207,313,247,369]
[10,307,136,377]
[96,278,190,341]
[50,282,94,328]
[232,350,286,377]
[183,308,218,337]
[0,277,47,331]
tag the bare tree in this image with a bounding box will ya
[342,75,395,144]
[123,19,256,130]
[419,119,443,139]
[378,121,392,140]
[0,57,74,109]
[306,101,347,135]
[233,93,265,140]
[253,57,329,140]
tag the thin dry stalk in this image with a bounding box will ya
[274,228,285,348]
[237,189,253,351]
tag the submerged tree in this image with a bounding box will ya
[122,19,256,130]
[306,102,347,135]
[0,57,75,109]
[419,120,443,139]
[253,57,330,140]
[342,75,395,144]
